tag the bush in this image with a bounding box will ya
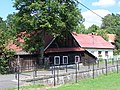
[0,58,10,74]
[0,49,15,74]
[113,49,120,55]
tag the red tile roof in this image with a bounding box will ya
[72,33,115,49]
[45,47,85,53]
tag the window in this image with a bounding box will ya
[63,56,68,64]
[105,51,108,57]
[98,51,102,57]
[75,56,80,63]
[54,56,60,65]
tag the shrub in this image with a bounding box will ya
[0,49,15,74]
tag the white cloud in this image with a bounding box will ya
[117,12,120,14]
[92,0,116,7]
[82,9,111,28]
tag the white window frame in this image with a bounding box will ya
[75,55,80,63]
[63,56,68,64]
[54,56,60,65]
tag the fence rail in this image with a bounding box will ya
[13,58,120,87]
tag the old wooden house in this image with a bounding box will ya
[9,31,97,71]
[44,31,97,66]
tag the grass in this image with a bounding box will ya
[49,72,120,90]
[7,84,44,90]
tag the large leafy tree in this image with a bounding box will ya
[0,17,14,74]
[12,0,84,53]
[101,14,120,34]
[101,14,120,51]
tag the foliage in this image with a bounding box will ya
[75,23,86,34]
[49,72,120,90]
[101,13,120,51]
[0,17,7,31]
[0,17,15,74]
[85,24,100,34]
[12,0,84,53]
[101,14,120,34]
[113,49,120,55]
[83,24,108,40]
[0,49,14,74]
[115,28,120,50]
[96,29,108,41]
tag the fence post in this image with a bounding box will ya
[17,55,20,90]
[53,64,56,86]
[33,69,35,84]
[66,64,67,72]
[93,63,94,79]
[105,59,107,75]
[117,60,118,73]
[15,67,17,80]
[52,65,53,74]
[35,64,37,77]
[57,66,59,85]
[78,63,79,70]
[75,63,78,83]
[17,65,20,90]
[112,58,114,65]
[97,59,99,68]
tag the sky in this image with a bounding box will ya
[0,0,120,28]
[79,0,120,28]
[0,0,16,20]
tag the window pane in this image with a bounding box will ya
[63,56,68,64]
[54,56,60,65]
[56,57,59,64]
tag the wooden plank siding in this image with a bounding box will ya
[10,55,39,72]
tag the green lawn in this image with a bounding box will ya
[49,72,120,90]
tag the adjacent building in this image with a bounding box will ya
[72,32,115,59]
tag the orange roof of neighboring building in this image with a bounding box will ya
[8,32,54,54]
[72,32,115,49]
[107,34,116,43]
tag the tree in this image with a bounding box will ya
[85,24,100,34]
[96,29,108,41]
[101,13,120,34]
[0,17,7,31]
[12,0,84,53]
[75,24,86,34]
[101,14,120,51]
[0,17,14,74]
